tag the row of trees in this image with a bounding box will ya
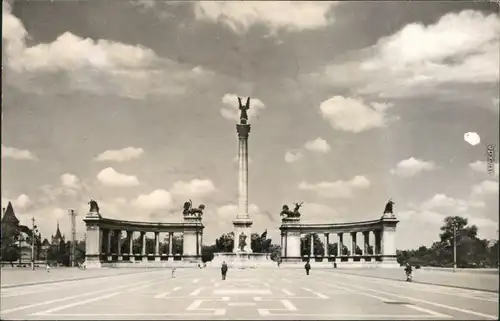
[396,216,498,268]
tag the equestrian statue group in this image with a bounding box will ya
[182,199,205,218]
[280,202,303,219]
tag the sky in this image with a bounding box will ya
[1,0,499,250]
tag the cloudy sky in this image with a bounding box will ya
[2,0,499,250]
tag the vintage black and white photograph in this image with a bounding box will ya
[1,0,499,320]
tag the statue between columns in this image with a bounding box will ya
[280,202,303,219]
[182,199,205,218]
[88,199,99,213]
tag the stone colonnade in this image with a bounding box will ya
[279,216,398,267]
[83,211,204,268]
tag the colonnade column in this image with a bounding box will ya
[374,230,381,255]
[116,230,122,260]
[323,233,329,261]
[280,233,285,257]
[154,232,160,261]
[337,233,343,257]
[106,230,112,261]
[309,233,314,258]
[128,231,135,261]
[351,232,358,256]
[363,231,370,255]
[141,232,146,259]
[168,232,174,261]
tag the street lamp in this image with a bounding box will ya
[31,217,39,271]
[452,220,458,272]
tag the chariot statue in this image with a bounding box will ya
[88,199,99,213]
[280,202,303,218]
[183,199,205,218]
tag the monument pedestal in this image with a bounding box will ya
[233,217,253,253]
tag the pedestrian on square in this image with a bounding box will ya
[45,263,50,273]
[305,261,311,275]
[221,261,228,280]
[171,267,176,278]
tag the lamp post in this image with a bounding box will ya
[452,220,457,272]
[31,217,39,271]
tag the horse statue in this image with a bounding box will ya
[88,199,99,213]
[183,199,205,218]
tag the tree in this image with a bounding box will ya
[301,234,324,256]
[201,244,217,262]
[269,244,281,261]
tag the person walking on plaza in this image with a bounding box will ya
[305,261,311,275]
[171,267,176,278]
[221,261,228,280]
[45,263,50,273]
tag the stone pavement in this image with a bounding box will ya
[1,267,498,320]
[0,267,162,288]
[332,268,499,292]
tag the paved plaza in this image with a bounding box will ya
[1,267,498,320]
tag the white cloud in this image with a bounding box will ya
[421,193,485,213]
[1,145,38,160]
[170,179,217,199]
[319,96,393,133]
[220,94,266,122]
[194,2,337,34]
[131,189,174,210]
[390,157,436,178]
[2,194,33,211]
[60,173,80,189]
[2,2,214,99]
[469,160,499,178]
[471,180,499,197]
[359,10,500,97]
[96,167,139,186]
[304,137,331,153]
[95,147,145,162]
[298,175,370,198]
[285,151,303,163]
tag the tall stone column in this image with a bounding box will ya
[116,230,122,260]
[128,231,134,261]
[154,232,160,261]
[233,97,253,253]
[337,233,343,257]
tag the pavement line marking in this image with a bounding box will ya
[352,273,499,302]
[302,287,329,299]
[253,313,450,318]
[185,297,229,316]
[44,313,231,316]
[214,289,272,295]
[282,288,294,296]
[31,292,120,315]
[281,299,298,311]
[1,276,158,314]
[192,279,200,283]
[154,286,182,299]
[406,304,453,318]
[228,302,256,306]
[190,287,204,296]
[282,278,292,283]
[333,280,497,320]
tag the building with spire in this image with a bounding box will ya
[51,222,65,245]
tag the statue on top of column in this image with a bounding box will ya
[183,199,205,218]
[88,199,99,213]
[383,199,395,214]
[280,202,303,218]
[238,97,250,125]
